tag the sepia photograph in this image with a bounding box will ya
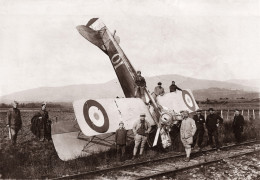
[0,0,259,179]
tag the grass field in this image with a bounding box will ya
[0,103,259,179]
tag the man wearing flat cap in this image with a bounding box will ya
[232,109,244,144]
[6,101,22,145]
[153,82,165,99]
[132,113,151,159]
[192,109,206,151]
[169,81,182,93]
[180,110,197,162]
[115,121,127,162]
[31,102,51,142]
[206,108,223,151]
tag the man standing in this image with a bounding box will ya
[232,109,244,144]
[192,109,206,151]
[169,81,182,92]
[132,113,151,159]
[134,71,146,101]
[153,82,165,98]
[6,101,22,145]
[31,102,50,141]
[206,108,223,151]
[180,110,197,162]
[115,121,127,162]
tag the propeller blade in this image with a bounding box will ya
[153,127,160,147]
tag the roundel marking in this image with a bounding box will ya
[182,90,196,111]
[83,100,109,133]
[111,53,121,65]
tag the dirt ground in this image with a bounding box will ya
[170,151,260,180]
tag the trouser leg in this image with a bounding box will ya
[140,135,147,155]
[192,130,198,148]
[134,87,140,98]
[133,135,141,156]
[198,130,205,148]
[234,131,241,143]
[213,129,220,149]
[208,130,213,147]
[116,145,121,161]
[186,145,191,158]
[121,145,126,161]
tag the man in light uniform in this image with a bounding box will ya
[132,113,151,159]
[152,82,165,100]
[180,110,197,162]
[6,101,22,145]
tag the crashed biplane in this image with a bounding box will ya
[51,18,199,161]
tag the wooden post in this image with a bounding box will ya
[227,109,229,120]
[242,110,244,115]
[204,110,207,119]
[253,109,255,120]
[221,110,223,118]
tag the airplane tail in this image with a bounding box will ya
[77,18,137,98]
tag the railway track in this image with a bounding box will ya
[53,140,259,179]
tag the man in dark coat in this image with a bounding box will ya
[115,121,127,161]
[169,81,182,92]
[232,109,244,143]
[134,71,146,101]
[192,109,206,151]
[6,101,22,145]
[31,102,51,141]
[206,108,223,151]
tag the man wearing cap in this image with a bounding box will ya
[169,81,182,92]
[232,109,244,144]
[31,102,50,141]
[206,108,223,151]
[180,110,197,162]
[6,101,22,145]
[192,109,206,151]
[115,121,127,162]
[132,113,151,159]
[134,71,146,101]
[153,82,165,98]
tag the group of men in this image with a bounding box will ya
[134,70,183,100]
[115,108,245,162]
[6,101,51,145]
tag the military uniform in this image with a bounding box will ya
[180,117,197,147]
[192,114,205,148]
[132,117,151,157]
[169,84,182,92]
[206,113,223,149]
[6,107,22,145]
[232,114,244,143]
[154,86,165,97]
[115,127,127,161]
[134,75,146,99]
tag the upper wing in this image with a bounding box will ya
[73,98,155,137]
[157,89,199,113]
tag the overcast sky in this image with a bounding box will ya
[0,0,259,97]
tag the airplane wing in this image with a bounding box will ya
[52,120,135,161]
[157,89,199,113]
[73,98,155,136]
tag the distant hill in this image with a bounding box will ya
[225,79,260,90]
[193,88,260,101]
[0,74,259,103]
